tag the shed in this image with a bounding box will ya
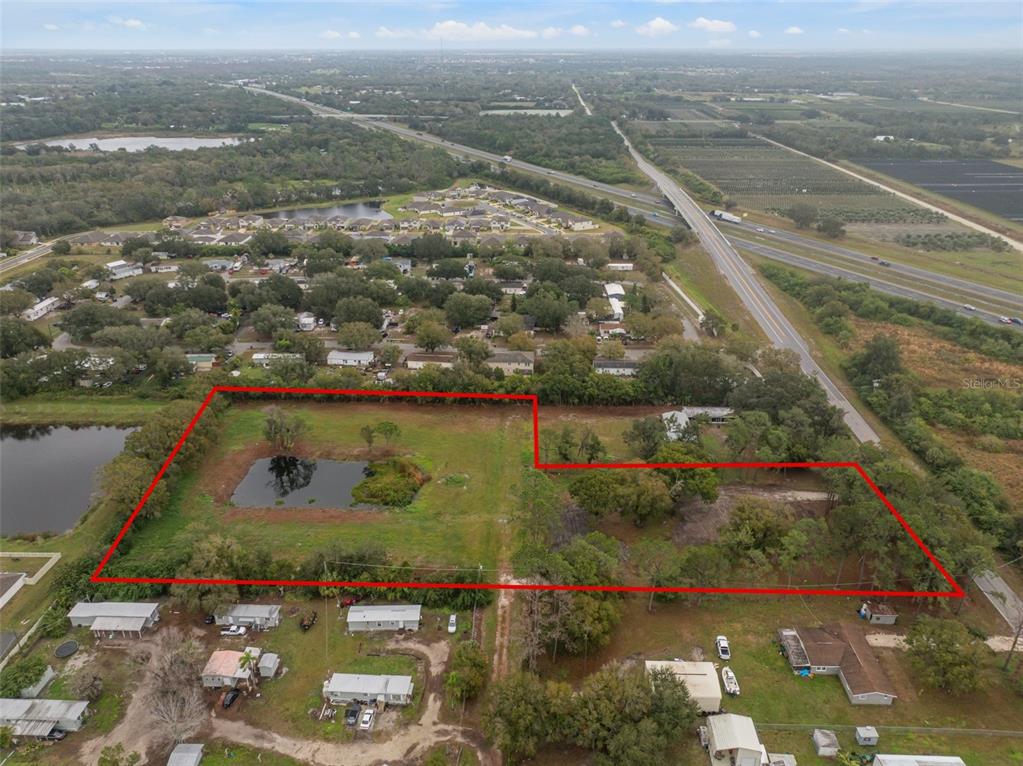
[859,602,898,626]
[215,604,281,630]
[813,729,840,758]
[0,698,89,737]
[347,604,421,632]
[167,743,204,766]
[856,726,879,746]
[258,652,280,679]
[706,713,764,766]
[644,660,721,713]
[322,673,414,706]
[185,353,216,372]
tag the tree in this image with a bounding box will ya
[700,309,727,338]
[652,443,720,504]
[376,342,402,367]
[51,239,71,255]
[334,296,383,328]
[817,217,846,239]
[445,640,488,707]
[251,303,296,339]
[483,672,549,764]
[0,656,47,697]
[444,292,492,328]
[455,336,491,367]
[375,421,401,444]
[0,318,50,358]
[360,424,376,450]
[905,616,986,694]
[61,302,140,342]
[337,321,379,351]
[506,331,535,352]
[787,203,818,229]
[263,406,305,452]
[623,416,668,460]
[0,287,38,316]
[415,320,452,352]
[147,628,207,744]
[494,313,524,338]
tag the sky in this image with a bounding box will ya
[2,1,1021,52]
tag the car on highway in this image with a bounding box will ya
[1013,317,1023,326]
[220,625,247,637]
[359,709,375,730]
[963,304,977,311]
[715,635,731,660]
[999,316,1013,324]
[879,260,891,266]
[755,227,765,232]
[630,193,638,198]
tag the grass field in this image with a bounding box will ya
[0,393,164,426]
[123,401,532,572]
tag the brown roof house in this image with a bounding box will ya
[779,625,897,706]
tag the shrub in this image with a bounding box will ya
[351,457,428,507]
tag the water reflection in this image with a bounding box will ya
[230,457,369,508]
[267,455,317,497]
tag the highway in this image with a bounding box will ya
[609,121,881,444]
[0,242,55,276]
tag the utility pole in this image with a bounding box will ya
[1003,612,1023,672]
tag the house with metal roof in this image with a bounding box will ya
[67,602,161,639]
[167,743,204,766]
[200,648,260,689]
[346,604,421,632]
[706,713,765,766]
[214,604,282,630]
[0,698,89,738]
[327,350,375,368]
[322,673,414,706]
[258,652,281,679]
[645,660,722,714]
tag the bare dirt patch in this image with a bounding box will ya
[673,486,829,547]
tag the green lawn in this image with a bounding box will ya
[0,393,164,426]
[123,401,530,570]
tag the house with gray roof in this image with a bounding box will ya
[215,604,282,630]
[0,698,89,738]
[67,602,161,638]
[322,673,414,706]
[346,604,421,632]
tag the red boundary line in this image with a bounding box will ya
[91,386,963,598]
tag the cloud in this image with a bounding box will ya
[347,31,361,39]
[784,26,804,35]
[747,30,762,39]
[43,23,59,31]
[688,17,736,33]
[570,24,590,37]
[541,27,562,39]
[108,16,146,30]
[375,26,400,39]
[837,27,851,34]
[320,29,342,39]
[636,17,678,37]
[707,37,732,48]
[377,20,537,42]
[610,19,628,29]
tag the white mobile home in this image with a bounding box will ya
[67,602,161,639]
[21,297,61,322]
[322,673,414,706]
[215,604,282,630]
[327,350,375,368]
[0,698,89,738]
[346,604,421,632]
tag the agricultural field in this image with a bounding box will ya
[855,158,1023,223]
[636,126,943,224]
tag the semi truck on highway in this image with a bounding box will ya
[711,209,743,224]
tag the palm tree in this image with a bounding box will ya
[239,649,258,691]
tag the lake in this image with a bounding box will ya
[231,456,369,508]
[267,201,392,221]
[19,136,245,152]
[0,426,132,536]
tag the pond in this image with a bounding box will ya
[0,426,133,536]
[18,136,245,152]
[266,201,392,221]
[231,456,369,508]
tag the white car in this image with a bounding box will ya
[220,625,247,637]
[359,709,375,730]
[448,614,458,634]
[715,635,731,661]
[963,304,977,311]
[755,227,765,232]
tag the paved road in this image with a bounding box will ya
[0,242,54,276]
[610,121,880,444]
[731,236,1020,327]
[974,569,1023,632]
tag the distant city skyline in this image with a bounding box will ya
[2,1,1021,52]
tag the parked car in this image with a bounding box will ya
[220,625,247,637]
[203,614,215,625]
[715,635,731,660]
[300,610,318,631]
[223,689,240,708]
[345,706,360,726]
[359,709,375,730]
[43,729,67,741]
[448,614,458,634]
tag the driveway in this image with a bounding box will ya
[974,569,1023,631]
